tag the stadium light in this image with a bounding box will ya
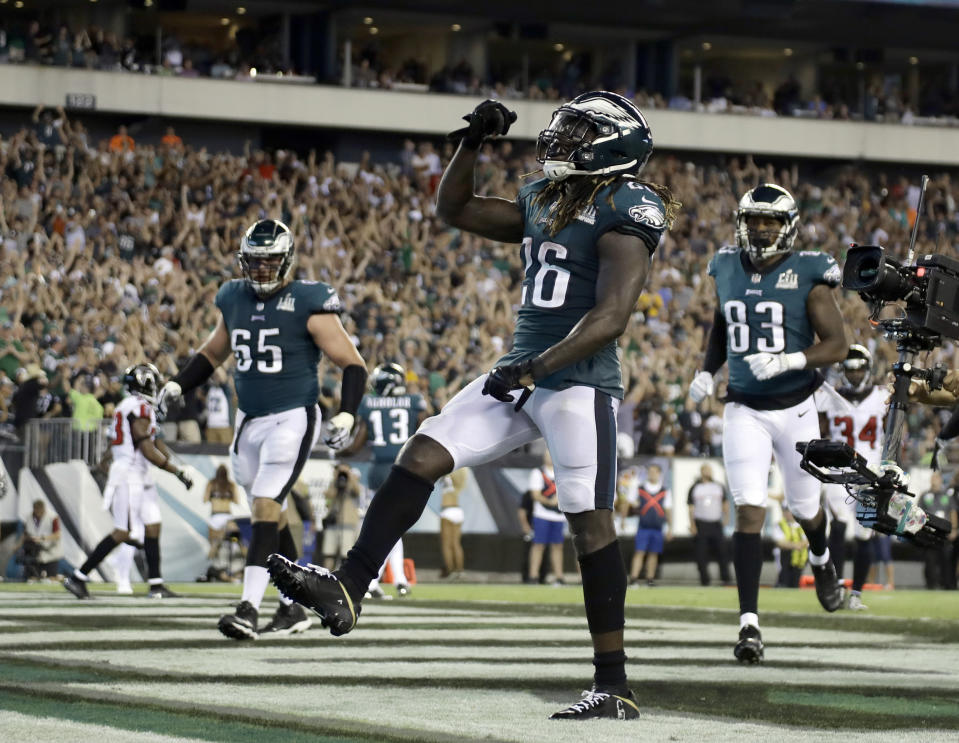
[237,6,246,14]
[451,23,461,32]
[701,41,712,51]
[370,26,379,35]
[363,16,373,24]
[220,17,230,25]
[909,56,919,65]
[784,48,793,56]
[553,43,564,52]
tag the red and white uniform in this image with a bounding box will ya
[822,386,886,537]
[103,394,162,539]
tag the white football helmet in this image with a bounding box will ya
[735,183,799,260]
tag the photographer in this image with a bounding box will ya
[321,464,363,570]
[18,500,62,580]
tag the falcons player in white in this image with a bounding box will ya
[818,344,884,610]
[64,364,193,599]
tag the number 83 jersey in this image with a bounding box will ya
[708,247,840,405]
[498,177,666,399]
[215,279,341,417]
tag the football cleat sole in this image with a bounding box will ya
[218,615,258,640]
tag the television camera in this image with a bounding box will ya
[796,176,955,546]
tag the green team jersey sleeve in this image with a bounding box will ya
[600,180,667,254]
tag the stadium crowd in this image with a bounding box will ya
[2,15,957,125]
[0,105,958,463]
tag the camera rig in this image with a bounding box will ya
[796,176,955,546]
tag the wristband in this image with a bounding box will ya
[337,364,368,417]
[172,354,215,395]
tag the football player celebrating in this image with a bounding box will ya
[269,91,679,720]
[343,362,428,598]
[819,344,885,610]
[157,219,367,639]
[64,364,192,599]
[688,183,848,663]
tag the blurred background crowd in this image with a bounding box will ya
[1,103,958,464]
[2,3,958,126]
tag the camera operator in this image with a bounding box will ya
[18,499,62,580]
[321,464,363,570]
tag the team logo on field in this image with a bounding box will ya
[628,204,665,228]
[775,269,799,290]
[576,206,597,225]
[277,294,296,312]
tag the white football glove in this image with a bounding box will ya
[323,411,355,451]
[156,381,182,420]
[689,371,715,403]
[744,351,806,381]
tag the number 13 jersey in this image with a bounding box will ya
[708,247,840,408]
[215,279,341,417]
[498,177,667,399]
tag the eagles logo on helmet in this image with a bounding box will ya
[840,343,873,394]
[735,183,799,261]
[123,363,161,404]
[535,91,654,182]
[371,363,406,396]
[239,219,295,297]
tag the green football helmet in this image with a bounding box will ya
[536,91,653,181]
[238,219,295,297]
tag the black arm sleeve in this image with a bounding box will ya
[338,364,368,417]
[172,354,215,395]
[703,309,727,375]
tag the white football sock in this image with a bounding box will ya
[241,566,269,610]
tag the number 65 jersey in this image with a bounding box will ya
[708,247,840,408]
[215,279,341,417]
[496,177,667,400]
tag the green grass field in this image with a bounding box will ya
[2,581,958,742]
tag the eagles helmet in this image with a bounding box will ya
[239,219,295,297]
[371,363,406,396]
[535,91,653,182]
[736,183,799,260]
[123,363,161,404]
[840,344,873,394]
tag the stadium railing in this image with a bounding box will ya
[23,418,109,469]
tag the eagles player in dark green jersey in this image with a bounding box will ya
[157,219,367,640]
[269,92,680,721]
[688,184,847,664]
[343,362,428,598]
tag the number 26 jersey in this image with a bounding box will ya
[497,177,667,400]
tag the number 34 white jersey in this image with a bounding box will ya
[108,394,157,475]
[822,386,886,469]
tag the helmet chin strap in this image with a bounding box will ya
[543,158,638,181]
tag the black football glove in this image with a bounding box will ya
[448,99,517,149]
[482,359,536,411]
[174,468,193,490]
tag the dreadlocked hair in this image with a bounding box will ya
[531,175,681,237]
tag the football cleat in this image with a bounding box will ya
[734,624,764,664]
[267,554,360,637]
[846,593,868,611]
[259,602,312,636]
[549,688,640,720]
[218,600,258,640]
[811,560,845,612]
[364,586,392,600]
[63,575,91,600]
[149,584,180,599]
[396,583,411,598]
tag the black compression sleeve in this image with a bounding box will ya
[703,308,727,375]
[172,354,215,394]
[338,364,368,417]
